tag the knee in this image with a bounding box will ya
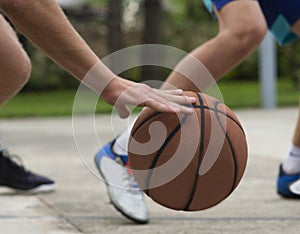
[220,21,267,57]
[12,53,31,89]
[18,54,31,87]
[238,22,267,47]
[21,54,31,83]
[0,53,31,105]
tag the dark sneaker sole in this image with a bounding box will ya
[1,183,56,194]
[277,191,300,199]
[111,200,149,224]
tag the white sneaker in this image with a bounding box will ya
[95,141,149,224]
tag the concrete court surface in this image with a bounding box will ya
[0,107,300,234]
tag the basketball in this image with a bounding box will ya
[128,91,248,211]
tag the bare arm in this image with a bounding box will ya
[0,0,99,79]
[0,0,195,117]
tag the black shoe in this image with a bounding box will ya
[0,149,56,193]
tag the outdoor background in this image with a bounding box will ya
[1,0,299,118]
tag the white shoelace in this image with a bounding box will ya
[122,170,141,194]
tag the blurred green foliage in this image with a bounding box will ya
[1,78,298,118]
[19,0,300,93]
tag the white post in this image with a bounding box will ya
[259,32,277,109]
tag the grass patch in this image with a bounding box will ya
[0,90,112,118]
[216,79,299,108]
[208,81,261,109]
[0,79,299,118]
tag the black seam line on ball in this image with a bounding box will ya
[193,105,245,136]
[183,92,206,211]
[145,114,188,196]
[214,101,238,197]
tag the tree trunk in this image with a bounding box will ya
[107,0,124,53]
[141,0,163,83]
[186,0,195,20]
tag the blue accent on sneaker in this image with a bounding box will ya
[95,140,128,166]
[94,140,149,224]
[277,164,300,198]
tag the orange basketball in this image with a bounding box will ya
[128,91,248,211]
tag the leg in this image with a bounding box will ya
[277,18,300,198]
[284,16,300,149]
[282,100,300,174]
[277,100,300,198]
[0,16,55,193]
[0,15,31,106]
[292,100,300,148]
[115,0,267,153]
[280,18,300,174]
[163,0,267,91]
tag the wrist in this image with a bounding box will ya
[82,61,117,95]
[101,77,123,105]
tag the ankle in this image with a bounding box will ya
[282,145,300,174]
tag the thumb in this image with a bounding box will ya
[115,104,131,118]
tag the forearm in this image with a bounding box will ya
[0,0,107,80]
[0,0,197,116]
